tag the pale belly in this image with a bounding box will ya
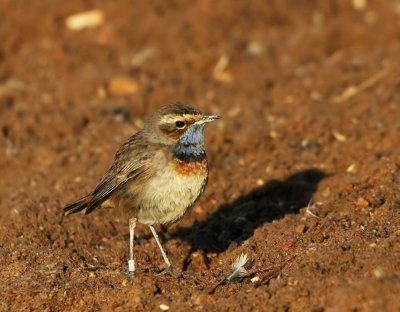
[136,163,207,225]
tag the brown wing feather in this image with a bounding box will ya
[63,131,162,216]
[85,164,149,214]
[83,133,155,214]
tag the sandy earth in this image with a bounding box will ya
[1,0,400,311]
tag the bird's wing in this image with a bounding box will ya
[84,137,155,214]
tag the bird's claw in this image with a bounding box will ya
[129,271,136,280]
[157,265,181,278]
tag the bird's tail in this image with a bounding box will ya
[63,195,93,216]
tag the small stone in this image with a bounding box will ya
[352,0,367,11]
[108,78,138,96]
[373,267,385,279]
[214,71,233,83]
[131,47,156,67]
[295,224,306,233]
[133,118,144,129]
[269,130,278,139]
[246,41,264,56]
[250,276,260,283]
[213,54,233,83]
[97,87,107,98]
[281,240,296,250]
[356,197,369,208]
[346,163,357,173]
[160,304,169,311]
[65,10,104,31]
[332,131,347,142]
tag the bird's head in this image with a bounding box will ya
[144,102,220,148]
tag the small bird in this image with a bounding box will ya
[63,102,219,279]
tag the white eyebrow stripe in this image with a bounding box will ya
[159,114,201,124]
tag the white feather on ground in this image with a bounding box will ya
[227,253,249,281]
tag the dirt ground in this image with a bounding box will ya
[1,0,400,311]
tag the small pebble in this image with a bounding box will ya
[108,78,138,96]
[246,41,264,55]
[213,54,233,83]
[131,47,156,67]
[346,163,357,173]
[250,276,260,283]
[356,197,369,208]
[134,118,144,129]
[332,131,347,142]
[269,130,278,139]
[281,240,296,250]
[373,267,385,279]
[97,87,107,98]
[65,10,104,30]
[295,224,306,233]
[352,0,367,11]
[160,304,169,311]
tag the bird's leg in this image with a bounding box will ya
[128,217,137,280]
[149,225,172,270]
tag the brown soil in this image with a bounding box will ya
[1,1,400,311]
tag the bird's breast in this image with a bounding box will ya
[131,158,208,225]
[172,158,208,176]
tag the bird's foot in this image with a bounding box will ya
[129,271,136,281]
[156,265,181,278]
[128,259,136,280]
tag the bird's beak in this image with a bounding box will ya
[195,115,221,125]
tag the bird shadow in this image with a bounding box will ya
[172,169,328,261]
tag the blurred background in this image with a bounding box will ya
[1,0,400,310]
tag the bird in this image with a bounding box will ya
[62,102,220,279]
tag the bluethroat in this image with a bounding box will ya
[63,102,219,279]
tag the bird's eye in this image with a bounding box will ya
[175,121,185,129]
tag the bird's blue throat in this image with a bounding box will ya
[173,125,206,162]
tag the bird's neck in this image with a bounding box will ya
[173,125,206,162]
[173,143,206,162]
